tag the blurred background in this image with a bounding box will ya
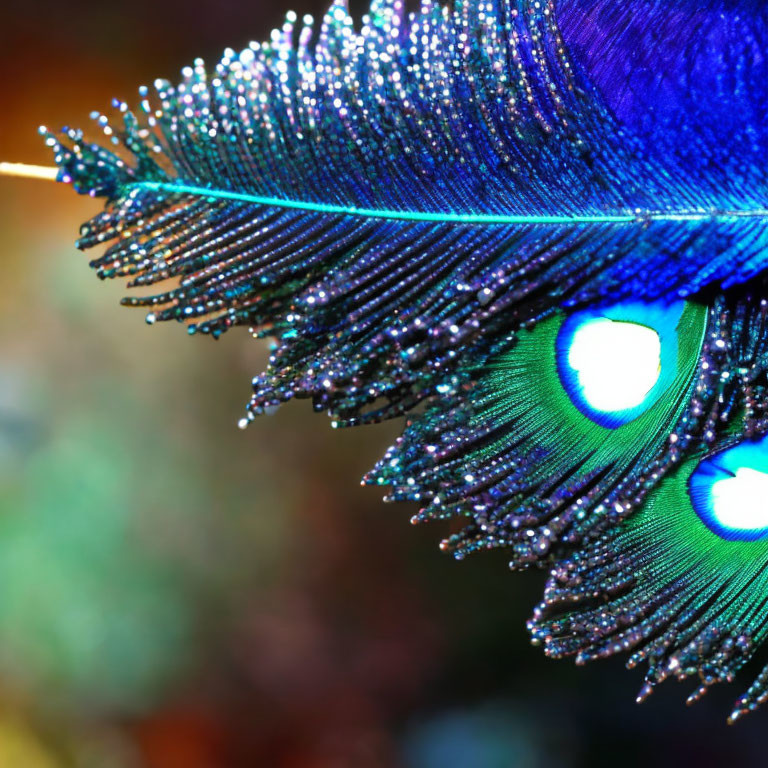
[1,1,767,765]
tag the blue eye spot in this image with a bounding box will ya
[556,301,686,429]
[690,436,768,542]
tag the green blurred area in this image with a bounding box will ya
[2,1,768,766]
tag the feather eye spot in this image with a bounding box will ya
[556,301,686,429]
[690,437,768,542]
[565,318,660,414]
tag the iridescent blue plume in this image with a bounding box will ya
[40,0,768,719]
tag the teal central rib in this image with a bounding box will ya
[137,181,768,226]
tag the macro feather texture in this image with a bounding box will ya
[41,0,768,720]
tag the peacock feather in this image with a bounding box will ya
[32,0,768,720]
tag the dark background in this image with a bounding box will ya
[0,1,766,765]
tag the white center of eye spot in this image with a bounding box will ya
[710,468,768,532]
[568,319,662,413]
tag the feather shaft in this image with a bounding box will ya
[137,181,768,226]
[0,162,58,181]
